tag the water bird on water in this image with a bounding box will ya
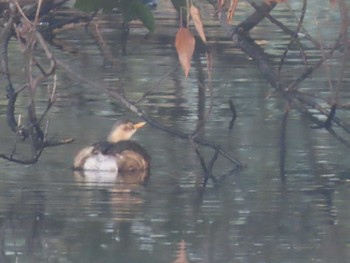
[73,120,150,173]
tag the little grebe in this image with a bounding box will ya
[73,120,150,172]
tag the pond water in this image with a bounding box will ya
[1,1,350,262]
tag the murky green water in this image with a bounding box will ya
[0,1,350,262]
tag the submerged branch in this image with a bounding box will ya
[229,98,237,130]
[279,106,289,182]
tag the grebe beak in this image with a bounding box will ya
[133,121,147,129]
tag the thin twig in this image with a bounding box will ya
[278,0,308,72]
[229,97,237,130]
[134,65,179,104]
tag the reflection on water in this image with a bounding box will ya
[74,168,150,194]
[1,0,350,262]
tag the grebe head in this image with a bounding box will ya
[107,120,146,143]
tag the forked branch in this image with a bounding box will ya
[0,1,73,164]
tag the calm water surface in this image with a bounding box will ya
[0,1,350,262]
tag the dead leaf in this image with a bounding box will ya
[175,27,195,78]
[190,5,206,44]
[227,0,239,23]
[329,0,337,7]
[171,240,189,263]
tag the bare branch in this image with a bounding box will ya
[56,58,242,171]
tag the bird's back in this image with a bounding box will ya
[92,140,151,172]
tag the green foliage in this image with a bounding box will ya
[74,0,155,32]
[120,0,155,32]
[74,0,114,12]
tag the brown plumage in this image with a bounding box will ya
[73,120,150,173]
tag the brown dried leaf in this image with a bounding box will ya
[329,0,337,7]
[227,0,239,23]
[175,27,195,78]
[172,240,189,263]
[190,5,206,44]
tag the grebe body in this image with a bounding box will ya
[73,121,150,173]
